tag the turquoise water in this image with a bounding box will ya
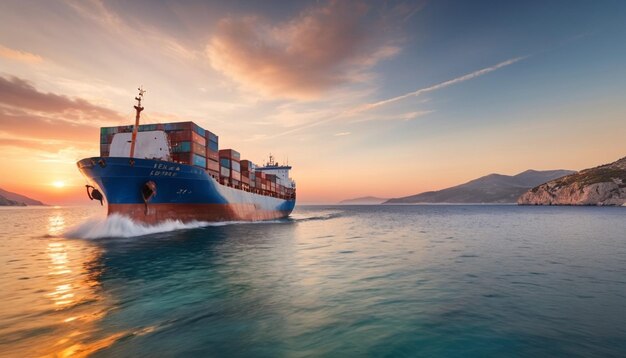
[0,205,625,357]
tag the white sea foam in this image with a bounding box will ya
[63,210,341,239]
[64,214,211,239]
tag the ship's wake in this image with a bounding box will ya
[64,214,211,239]
[64,210,342,239]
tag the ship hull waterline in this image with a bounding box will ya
[77,157,296,224]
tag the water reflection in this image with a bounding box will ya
[0,207,120,357]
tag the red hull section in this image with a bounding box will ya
[109,203,291,224]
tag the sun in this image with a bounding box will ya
[52,181,65,188]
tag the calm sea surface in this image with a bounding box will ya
[0,205,625,357]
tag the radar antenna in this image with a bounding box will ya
[129,86,146,159]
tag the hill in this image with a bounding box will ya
[0,187,45,206]
[385,169,574,204]
[339,196,389,205]
[518,156,626,206]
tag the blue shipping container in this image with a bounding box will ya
[193,124,205,137]
[207,132,218,142]
[208,140,218,152]
[193,154,206,168]
[172,141,192,153]
[220,158,231,169]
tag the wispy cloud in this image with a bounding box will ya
[359,56,526,112]
[254,56,526,140]
[0,44,43,63]
[334,132,351,136]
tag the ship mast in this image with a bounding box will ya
[129,86,146,158]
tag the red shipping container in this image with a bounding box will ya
[219,149,240,161]
[167,130,206,146]
[230,170,241,182]
[240,160,257,172]
[207,158,219,171]
[241,176,250,185]
[206,149,218,161]
[172,153,192,165]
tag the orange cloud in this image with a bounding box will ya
[0,75,124,151]
[0,44,43,63]
[206,0,401,100]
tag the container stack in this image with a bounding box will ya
[167,122,207,169]
[240,160,257,191]
[100,121,219,172]
[266,174,277,196]
[256,171,267,194]
[205,130,219,179]
[219,149,241,187]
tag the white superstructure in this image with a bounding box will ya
[109,131,170,160]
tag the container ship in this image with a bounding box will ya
[77,88,296,224]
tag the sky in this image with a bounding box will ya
[0,0,625,204]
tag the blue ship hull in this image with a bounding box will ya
[77,157,296,223]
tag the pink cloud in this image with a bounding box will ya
[0,75,121,121]
[0,44,43,63]
[206,1,401,100]
[0,75,124,152]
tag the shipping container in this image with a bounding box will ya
[220,166,230,178]
[164,122,192,131]
[219,149,240,161]
[167,130,206,146]
[206,149,218,161]
[171,153,206,169]
[240,160,257,172]
[207,158,219,172]
[100,143,110,154]
[170,141,205,156]
[192,153,206,167]
[231,170,241,182]
[220,158,231,169]
[241,176,250,185]
[221,158,241,172]
[205,130,218,143]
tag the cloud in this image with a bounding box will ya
[206,0,401,100]
[0,75,124,152]
[360,57,526,112]
[253,57,526,140]
[334,132,351,136]
[0,75,122,122]
[0,44,43,63]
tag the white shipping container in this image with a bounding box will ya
[220,167,230,177]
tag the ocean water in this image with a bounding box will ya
[0,205,625,357]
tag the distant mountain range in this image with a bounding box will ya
[339,196,389,205]
[0,187,45,206]
[384,169,575,204]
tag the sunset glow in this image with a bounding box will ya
[52,181,65,189]
[0,1,625,205]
